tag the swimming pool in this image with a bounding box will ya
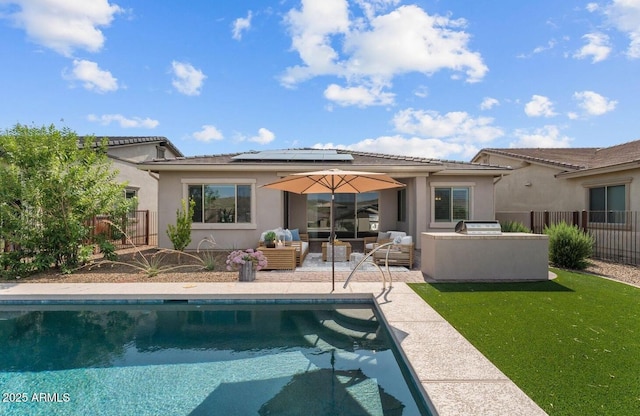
[0,302,431,415]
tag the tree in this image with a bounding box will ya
[0,124,132,276]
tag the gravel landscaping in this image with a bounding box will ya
[6,248,639,287]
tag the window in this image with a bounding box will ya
[188,184,252,224]
[125,189,137,200]
[434,187,470,222]
[589,184,626,223]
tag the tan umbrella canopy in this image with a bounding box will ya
[262,169,405,290]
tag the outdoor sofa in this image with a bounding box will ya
[258,229,309,269]
[364,231,414,268]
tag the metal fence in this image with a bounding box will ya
[521,211,639,266]
[88,210,158,249]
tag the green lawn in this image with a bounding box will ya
[409,270,640,416]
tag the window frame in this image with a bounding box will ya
[182,178,256,230]
[584,179,631,225]
[429,182,475,228]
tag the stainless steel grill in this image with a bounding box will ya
[455,220,502,235]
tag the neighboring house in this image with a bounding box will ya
[472,139,640,217]
[138,149,510,250]
[102,136,183,212]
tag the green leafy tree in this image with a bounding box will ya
[0,124,131,276]
[167,198,195,254]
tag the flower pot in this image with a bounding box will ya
[265,241,276,248]
[238,261,256,282]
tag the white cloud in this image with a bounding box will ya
[413,86,429,98]
[232,11,252,40]
[586,3,600,12]
[67,59,118,93]
[192,125,223,142]
[393,108,504,144]
[574,32,611,63]
[480,97,499,110]
[517,40,557,58]
[313,135,476,160]
[323,83,394,107]
[510,125,573,148]
[281,1,487,105]
[353,0,400,20]
[524,95,557,117]
[87,114,158,129]
[171,61,206,96]
[2,0,122,56]
[248,128,275,145]
[573,90,617,115]
[605,0,640,58]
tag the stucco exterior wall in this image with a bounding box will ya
[108,141,180,213]
[421,232,549,281]
[485,154,640,213]
[157,171,285,250]
[574,169,640,211]
[486,155,582,212]
[155,170,500,252]
[424,175,496,232]
[112,159,158,212]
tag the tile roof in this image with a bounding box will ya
[80,136,184,157]
[140,148,508,171]
[478,139,640,172]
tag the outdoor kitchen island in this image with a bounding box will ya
[421,231,550,281]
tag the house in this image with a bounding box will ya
[138,149,509,251]
[102,136,183,212]
[472,140,640,265]
[472,139,640,220]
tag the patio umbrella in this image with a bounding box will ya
[262,169,405,290]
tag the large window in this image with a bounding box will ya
[434,187,470,222]
[306,192,379,238]
[188,184,252,224]
[589,184,626,223]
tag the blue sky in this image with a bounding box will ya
[1,0,639,160]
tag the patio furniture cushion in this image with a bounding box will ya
[372,242,414,268]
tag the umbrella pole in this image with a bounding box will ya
[331,190,335,291]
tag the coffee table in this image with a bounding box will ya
[321,242,352,262]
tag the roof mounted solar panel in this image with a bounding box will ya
[231,149,353,162]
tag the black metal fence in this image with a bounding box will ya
[528,211,640,266]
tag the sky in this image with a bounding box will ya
[1,0,639,161]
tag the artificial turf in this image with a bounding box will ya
[409,270,640,416]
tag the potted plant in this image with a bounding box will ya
[226,249,268,281]
[264,231,277,248]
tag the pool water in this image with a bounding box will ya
[0,303,430,415]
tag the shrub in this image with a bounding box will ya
[544,222,594,270]
[166,199,195,252]
[500,221,531,233]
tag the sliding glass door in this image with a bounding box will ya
[306,192,379,239]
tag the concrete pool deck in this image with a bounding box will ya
[0,277,547,416]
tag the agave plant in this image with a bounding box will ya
[196,234,218,271]
[92,220,207,277]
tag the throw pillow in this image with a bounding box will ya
[376,232,391,242]
[290,228,301,241]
